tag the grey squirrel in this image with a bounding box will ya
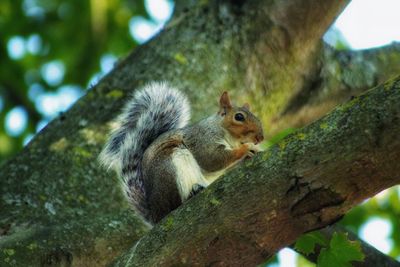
[99,82,264,224]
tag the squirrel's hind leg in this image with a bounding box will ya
[189,184,205,198]
[142,146,207,223]
[172,148,209,201]
[142,153,183,224]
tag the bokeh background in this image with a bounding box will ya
[1,0,399,266]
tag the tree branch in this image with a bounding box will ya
[268,0,349,45]
[112,76,400,266]
[276,42,400,133]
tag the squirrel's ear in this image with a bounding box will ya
[219,91,232,115]
[243,103,250,110]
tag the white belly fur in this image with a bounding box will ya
[172,148,209,201]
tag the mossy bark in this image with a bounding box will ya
[278,42,400,132]
[112,76,400,267]
[5,0,400,266]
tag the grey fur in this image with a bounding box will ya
[99,82,190,220]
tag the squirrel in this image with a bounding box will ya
[99,82,264,224]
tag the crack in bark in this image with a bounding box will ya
[285,175,308,195]
[291,188,345,217]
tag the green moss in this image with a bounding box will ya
[163,217,174,231]
[262,150,271,161]
[0,211,145,266]
[80,127,106,145]
[320,122,328,130]
[199,0,209,6]
[3,248,15,256]
[383,75,400,91]
[73,147,92,158]
[106,90,124,99]
[338,96,360,113]
[50,137,69,152]
[27,243,38,250]
[174,53,188,65]
[210,198,221,206]
[278,140,287,150]
[297,133,306,140]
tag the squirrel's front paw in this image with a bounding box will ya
[249,143,262,153]
[244,143,261,158]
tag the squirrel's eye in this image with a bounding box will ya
[234,113,245,122]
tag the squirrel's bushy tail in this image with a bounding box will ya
[99,82,190,218]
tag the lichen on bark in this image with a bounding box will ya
[5,0,399,266]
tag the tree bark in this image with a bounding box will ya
[277,42,400,132]
[3,0,399,266]
[111,77,400,266]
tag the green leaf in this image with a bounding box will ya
[317,232,365,267]
[295,231,328,255]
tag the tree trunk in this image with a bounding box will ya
[1,0,399,266]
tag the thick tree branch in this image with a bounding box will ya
[268,0,349,46]
[236,0,349,133]
[277,42,400,133]
[112,76,400,266]
[0,211,148,266]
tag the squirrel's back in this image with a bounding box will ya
[99,82,190,218]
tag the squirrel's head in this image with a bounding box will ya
[218,91,264,145]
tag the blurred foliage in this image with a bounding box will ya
[0,0,149,164]
[341,187,400,259]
